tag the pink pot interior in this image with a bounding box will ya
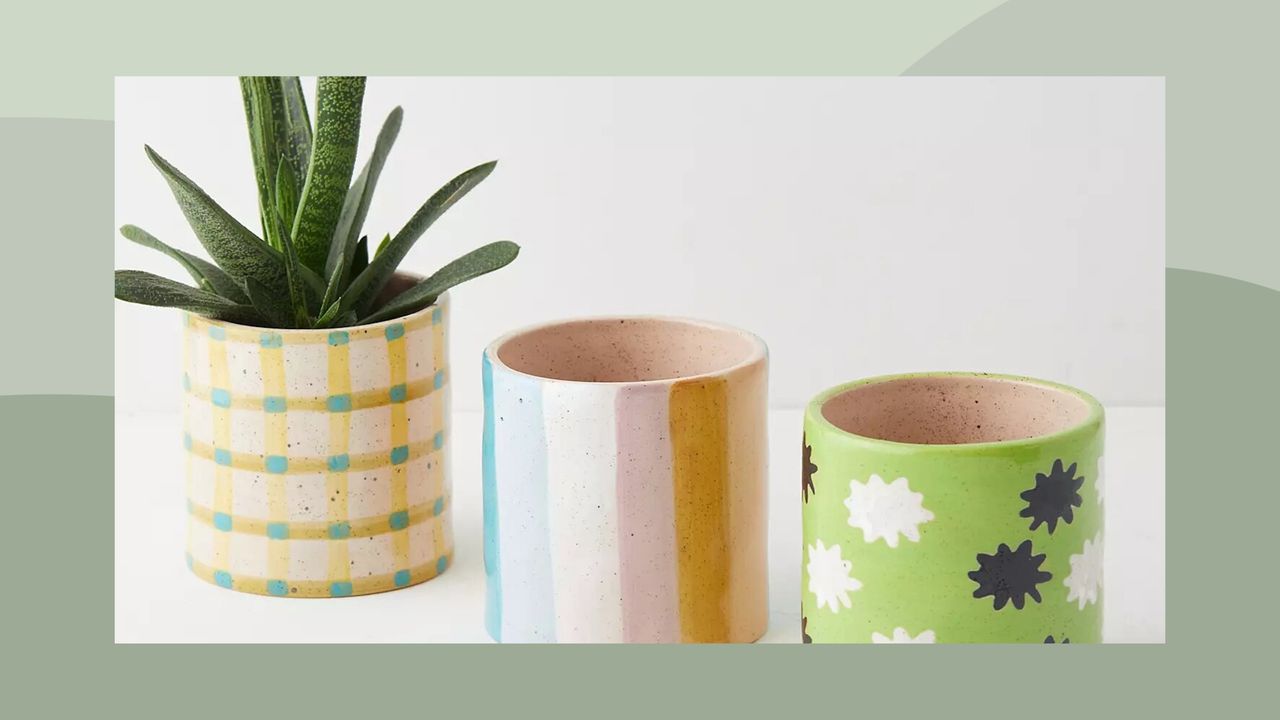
[496,318,759,383]
[822,375,1092,445]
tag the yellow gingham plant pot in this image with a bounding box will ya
[181,294,453,597]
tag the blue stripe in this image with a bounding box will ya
[482,352,502,641]
[491,361,556,642]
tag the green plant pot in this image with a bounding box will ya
[801,373,1104,643]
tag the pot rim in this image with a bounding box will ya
[805,371,1104,452]
[484,314,768,387]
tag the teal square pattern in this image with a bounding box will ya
[390,445,409,465]
[389,510,409,530]
[389,384,407,403]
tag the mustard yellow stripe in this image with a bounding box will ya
[188,497,449,539]
[186,311,435,345]
[327,340,352,585]
[388,331,411,573]
[261,342,290,580]
[669,376,731,643]
[184,373,445,411]
[187,553,452,597]
[186,437,441,474]
[209,331,233,571]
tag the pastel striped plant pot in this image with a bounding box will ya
[801,373,1104,643]
[482,317,769,642]
[181,282,453,597]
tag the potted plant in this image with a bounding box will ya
[115,76,518,597]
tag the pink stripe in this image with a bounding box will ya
[615,384,680,642]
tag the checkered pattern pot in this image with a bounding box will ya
[181,295,452,597]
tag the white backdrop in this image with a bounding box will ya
[115,77,1164,412]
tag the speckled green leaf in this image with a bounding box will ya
[119,225,248,304]
[243,277,292,327]
[145,145,288,299]
[291,76,365,274]
[277,77,312,185]
[325,107,402,290]
[241,77,312,250]
[115,270,261,324]
[362,241,519,323]
[274,207,314,328]
[319,251,345,317]
[275,162,299,242]
[343,160,496,315]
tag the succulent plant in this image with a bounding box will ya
[115,76,519,329]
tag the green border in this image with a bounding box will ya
[5,0,1273,714]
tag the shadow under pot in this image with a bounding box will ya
[801,373,1104,644]
[482,317,769,643]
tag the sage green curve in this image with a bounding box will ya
[801,372,1104,644]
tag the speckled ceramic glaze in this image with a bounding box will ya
[482,317,769,642]
[801,373,1104,643]
[181,289,453,597]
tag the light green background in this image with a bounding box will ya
[1,0,1269,715]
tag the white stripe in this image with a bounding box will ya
[543,383,625,642]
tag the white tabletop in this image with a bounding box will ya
[115,407,1165,643]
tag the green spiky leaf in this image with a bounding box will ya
[119,225,249,304]
[144,145,289,298]
[243,277,291,327]
[115,270,261,324]
[342,160,496,315]
[325,107,403,288]
[291,76,364,273]
[277,77,312,189]
[362,241,519,323]
[275,161,299,240]
[350,236,370,278]
[275,208,313,328]
[241,77,312,251]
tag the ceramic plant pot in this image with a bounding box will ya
[181,282,453,597]
[801,373,1104,643]
[482,317,769,642]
